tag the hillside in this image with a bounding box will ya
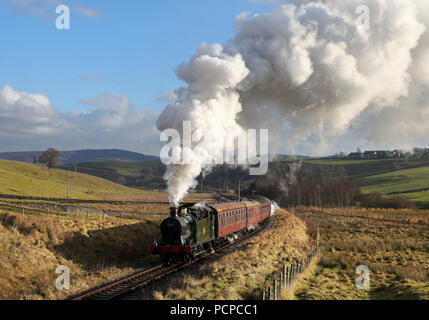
[0,159,148,199]
[0,149,159,165]
[61,161,166,190]
[305,158,429,207]
[59,161,257,192]
[305,157,429,178]
[358,166,429,207]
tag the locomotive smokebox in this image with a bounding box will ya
[170,207,178,217]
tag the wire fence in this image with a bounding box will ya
[0,200,162,219]
[262,245,319,300]
[261,219,319,301]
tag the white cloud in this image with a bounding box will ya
[0,86,161,154]
[0,85,65,138]
[72,5,102,18]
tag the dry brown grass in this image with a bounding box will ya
[294,207,429,300]
[153,209,316,300]
[0,205,163,300]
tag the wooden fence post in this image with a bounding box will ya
[283,265,287,287]
[278,273,283,298]
[262,290,266,300]
[285,266,289,287]
[273,279,277,300]
[22,209,24,219]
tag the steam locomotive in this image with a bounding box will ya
[151,196,271,262]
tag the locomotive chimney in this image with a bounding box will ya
[170,207,178,217]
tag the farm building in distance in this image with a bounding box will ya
[348,150,403,159]
[348,148,429,159]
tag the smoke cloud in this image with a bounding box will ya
[157,0,429,206]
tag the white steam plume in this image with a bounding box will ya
[157,0,429,206]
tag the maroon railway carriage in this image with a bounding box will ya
[211,201,247,238]
[152,196,272,262]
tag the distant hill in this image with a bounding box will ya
[0,149,159,165]
[0,159,148,199]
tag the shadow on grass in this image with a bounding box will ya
[54,221,161,271]
[369,283,427,300]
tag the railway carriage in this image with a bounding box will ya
[151,196,271,262]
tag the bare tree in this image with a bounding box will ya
[38,148,60,169]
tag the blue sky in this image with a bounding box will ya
[3,0,424,156]
[0,0,278,113]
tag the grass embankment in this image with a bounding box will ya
[293,207,429,300]
[153,209,316,300]
[0,205,163,299]
[0,159,151,199]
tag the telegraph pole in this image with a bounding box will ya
[70,164,77,197]
[67,167,70,199]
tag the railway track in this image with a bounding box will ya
[68,218,270,301]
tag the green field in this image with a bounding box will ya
[357,166,429,206]
[306,157,429,207]
[0,159,148,199]
[306,157,429,178]
[358,166,429,194]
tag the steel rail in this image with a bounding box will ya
[68,218,270,301]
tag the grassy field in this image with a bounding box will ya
[293,207,429,300]
[305,157,429,207]
[67,161,162,178]
[358,166,429,197]
[0,159,155,199]
[306,157,429,178]
[0,203,164,299]
[60,160,165,189]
